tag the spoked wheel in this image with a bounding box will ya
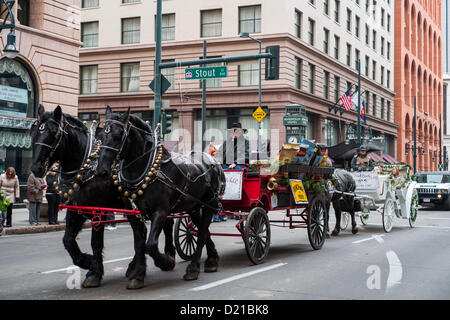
[382,197,396,233]
[409,189,419,228]
[360,208,370,225]
[341,212,350,230]
[244,207,271,265]
[307,196,327,250]
[174,216,198,261]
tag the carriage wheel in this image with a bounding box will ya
[409,189,419,228]
[341,212,350,230]
[307,196,327,250]
[244,207,271,265]
[360,207,370,225]
[174,216,198,261]
[382,197,396,233]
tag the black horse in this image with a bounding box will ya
[30,105,175,289]
[326,169,359,236]
[96,107,225,281]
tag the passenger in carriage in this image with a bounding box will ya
[350,145,374,172]
[217,122,250,170]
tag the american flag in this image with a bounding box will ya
[340,88,353,111]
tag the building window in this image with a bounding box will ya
[81,21,99,47]
[346,43,352,66]
[365,55,369,76]
[162,14,175,41]
[372,93,377,116]
[295,10,302,39]
[17,0,30,26]
[380,66,384,85]
[309,63,315,94]
[238,63,258,87]
[387,42,391,60]
[82,0,99,8]
[387,70,391,88]
[381,37,385,56]
[122,17,140,44]
[121,62,140,92]
[201,9,222,37]
[334,35,340,59]
[80,65,98,94]
[308,18,315,46]
[365,24,369,45]
[239,5,261,34]
[355,15,360,38]
[372,60,376,80]
[365,91,370,111]
[380,97,385,119]
[387,101,391,121]
[346,8,351,32]
[334,0,340,23]
[161,59,175,91]
[324,0,329,15]
[372,30,376,50]
[323,71,330,99]
[323,28,330,54]
[122,0,140,3]
[381,8,385,26]
[334,75,340,102]
[325,119,338,146]
[295,58,303,89]
[387,14,391,32]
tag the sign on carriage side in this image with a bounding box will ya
[185,66,228,80]
[289,180,308,204]
[222,170,243,200]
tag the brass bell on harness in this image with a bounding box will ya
[68,189,73,195]
[76,174,82,180]
[138,190,144,196]
[64,193,68,198]
[141,183,147,190]
[124,191,129,197]
[53,181,57,186]
[145,177,150,182]
[73,183,79,189]
[118,186,123,192]
[58,191,63,196]
[147,171,153,177]
[114,180,119,185]
[112,175,118,180]
[131,193,137,199]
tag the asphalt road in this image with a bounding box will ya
[0,208,449,300]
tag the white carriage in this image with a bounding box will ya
[349,164,419,232]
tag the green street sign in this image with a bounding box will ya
[185,66,227,80]
[283,116,308,127]
[438,163,444,169]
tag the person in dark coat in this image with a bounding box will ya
[350,145,374,172]
[27,171,45,226]
[44,164,60,225]
[217,122,250,169]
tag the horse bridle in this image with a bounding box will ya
[33,118,69,160]
[99,119,132,160]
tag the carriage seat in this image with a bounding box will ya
[246,171,260,178]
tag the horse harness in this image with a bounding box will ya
[104,119,222,214]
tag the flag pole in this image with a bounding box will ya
[357,59,361,146]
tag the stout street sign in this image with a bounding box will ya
[185,66,228,80]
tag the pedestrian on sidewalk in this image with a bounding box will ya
[0,167,20,228]
[27,170,46,226]
[45,164,60,225]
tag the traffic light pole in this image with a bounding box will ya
[202,41,207,152]
[357,59,361,146]
[154,0,162,131]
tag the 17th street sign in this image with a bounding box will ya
[185,66,227,80]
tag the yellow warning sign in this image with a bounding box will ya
[289,180,308,204]
[252,107,267,122]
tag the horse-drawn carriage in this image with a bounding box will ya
[174,157,334,265]
[348,164,419,232]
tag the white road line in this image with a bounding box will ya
[418,217,450,220]
[352,234,385,244]
[415,225,450,230]
[386,250,402,291]
[41,256,133,274]
[190,262,287,291]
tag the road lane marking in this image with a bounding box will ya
[41,256,133,274]
[352,234,385,244]
[190,262,287,291]
[415,225,450,230]
[386,250,402,291]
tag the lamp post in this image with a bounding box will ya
[240,32,261,159]
[1,0,18,59]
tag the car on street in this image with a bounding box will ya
[415,171,450,210]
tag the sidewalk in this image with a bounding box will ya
[0,207,89,236]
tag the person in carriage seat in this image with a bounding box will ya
[217,122,250,170]
[351,145,374,172]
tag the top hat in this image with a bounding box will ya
[231,122,248,133]
[358,145,367,151]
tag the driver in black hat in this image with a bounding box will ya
[351,145,374,171]
[217,122,250,170]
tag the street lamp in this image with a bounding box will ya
[240,32,262,159]
[1,0,18,59]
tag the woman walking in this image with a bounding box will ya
[0,167,20,228]
[27,170,46,226]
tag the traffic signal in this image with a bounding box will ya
[265,45,280,80]
[162,112,172,135]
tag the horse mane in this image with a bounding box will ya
[128,114,154,138]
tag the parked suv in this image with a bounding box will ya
[415,171,450,210]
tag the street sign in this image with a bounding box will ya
[252,107,267,122]
[185,66,227,80]
[438,163,444,169]
[149,74,172,95]
[283,116,308,126]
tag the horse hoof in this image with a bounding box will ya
[126,279,144,290]
[183,270,200,281]
[126,266,135,278]
[352,227,359,235]
[331,229,340,236]
[204,257,219,273]
[82,276,101,288]
[158,255,176,271]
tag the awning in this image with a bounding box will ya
[368,152,384,162]
[0,130,32,149]
[382,154,397,164]
[368,152,397,164]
